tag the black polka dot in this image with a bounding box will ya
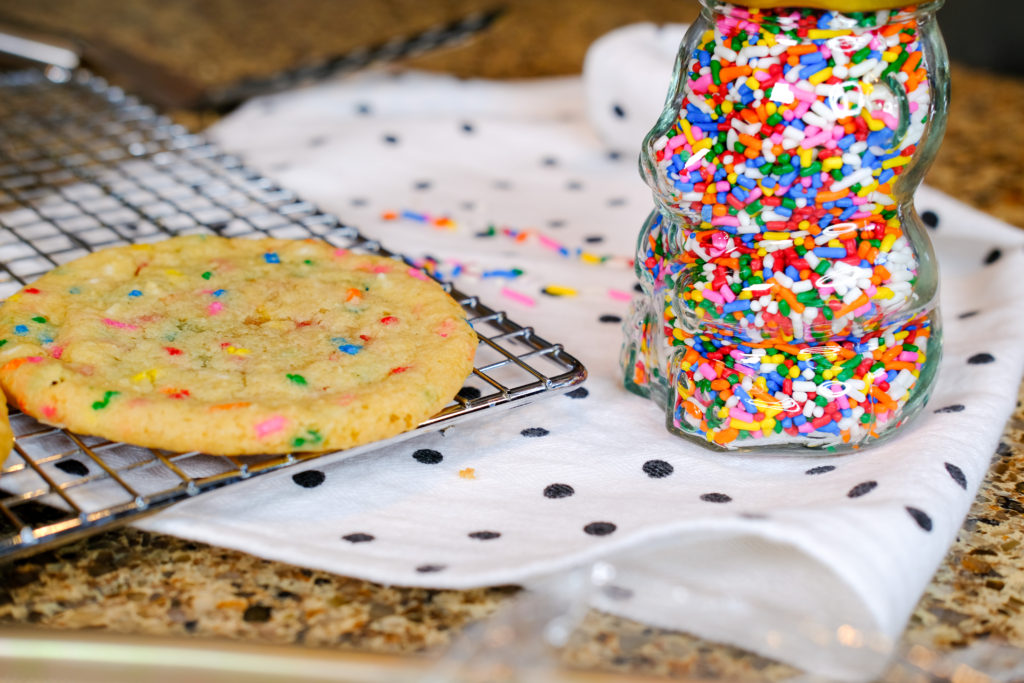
[958,310,979,319]
[457,386,482,401]
[602,585,633,601]
[356,103,372,115]
[934,404,965,414]
[547,219,566,228]
[542,156,559,167]
[468,531,501,540]
[921,210,939,228]
[521,427,549,437]
[566,180,583,191]
[416,564,445,573]
[474,229,494,238]
[944,463,967,490]
[544,483,574,499]
[967,353,995,365]
[642,460,674,478]
[55,459,89,477]
[308,135,328,148]
[413,180,432,191]
[565,387,588,399]
[847,481,878,498]
[412,449,443,464]
[584,235,604,244]
[700,492,732,503]
[612,103,626,118]
[493,180,512,190]
[599,314,622,324]
[584,522,617,536]
[342,533,375,543]
[350,197,368,207]
[382,134,399,144]
[906,507,933,531]
[461,122,475,133]
[740,512,768,520]
[805,465,835,475]
[292,470,325,488]
[608,197,627,207]
[607,150,622,161]
[984,248,1002,265]
[633,283,643,293]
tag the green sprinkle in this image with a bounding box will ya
[292,428,323,448]
[304,259,314,265]
[31,316,47,323]
[0,339,6,348]
[91,390,120,410]
[201,271,213,280]
[286,374,307,386]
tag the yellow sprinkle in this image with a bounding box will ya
[225,346,250,355]
[745,77,760,90]
[807,29,851,39]
[808,67,833,86]
[822,157,843,172]
[762,232,790,240]
[691,290,704,303]
[862,110,885,132]
[765,101,777,116]
[798,148,814,169]
[132,368,160,383]
[543,284,577,297]
[894,331,909,340]
[789,366,801,379]
[727,172,738,184]
[717,406,729,419]
[164,269,184,277]
[881,51,899,63]
[879,234,897,253]
[692,137,713,153]
[681,119,696,145]
[875,287,894,299]
[763,31,776,47]
[7,293,21,302]
[721,101,734,114]
[672,328,686,341]
[822,369,834,380]
[760,418,776,433]
[856,181,879,197]
[881,156,911,170]
[459,467,476,480]
[580,252,603,264]
[828,239,843,248]
[731,419,761,431]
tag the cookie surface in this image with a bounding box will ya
[0,236,476,455]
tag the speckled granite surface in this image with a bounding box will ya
[1,1,1024,679]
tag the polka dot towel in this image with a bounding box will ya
[134,26,1024,681]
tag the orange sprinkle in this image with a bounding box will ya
[209,402,251,411]
[834,293,868,318]
[714,428,739,445]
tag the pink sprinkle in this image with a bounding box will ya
[102,318,138,330]
[333,248,349,258]
[254,415,287,438]
[436,319,455,338]
[730,407,754,422]
[371,264,392,274]
[719,285,736,304]
[698,363,717,381]
[537,234,563,252]
[702,289,724,304]
[501,287,535,307]
[407,267,429,281]
[41,405,57,419]
[49,345,64,359]
[607,289,632,302]
[898,351,918,362]
[208,301,223,315]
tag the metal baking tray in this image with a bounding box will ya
[0,67,586,562]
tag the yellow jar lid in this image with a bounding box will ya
[726,0,917,10]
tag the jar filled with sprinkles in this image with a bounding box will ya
[622,0,949,452]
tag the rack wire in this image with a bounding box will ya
[0,67,586,563]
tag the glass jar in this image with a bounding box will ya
[622,1,949,452]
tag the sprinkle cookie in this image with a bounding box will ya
[0,400,11,468]
[0,236,476,455]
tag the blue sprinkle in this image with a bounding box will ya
[722,300,751,314]
[14,325,28,335]
[212,289,227,296]
[129,289,142,297]
[39,336,53,344]
[68,287,80,294]
[264,252,280,264]
[337,344,362,355]
[814,247,847,259]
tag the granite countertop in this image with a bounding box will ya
[1,1,1024,679]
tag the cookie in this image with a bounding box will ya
[0,400,11,469]
[0,235,476,455]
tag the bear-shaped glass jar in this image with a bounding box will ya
[622,0,949,452]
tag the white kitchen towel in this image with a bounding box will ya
[16,23,1024,681]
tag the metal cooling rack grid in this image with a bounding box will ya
[0,68,586,563]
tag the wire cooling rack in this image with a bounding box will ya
[0,68,586,563]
